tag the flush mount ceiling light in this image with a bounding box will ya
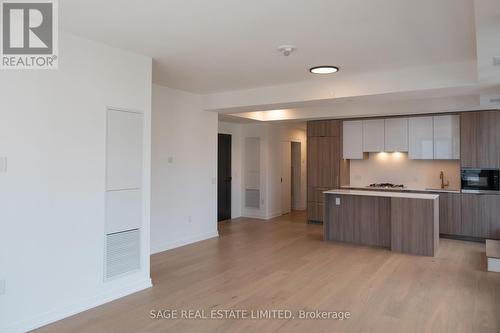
[309,66,339,74]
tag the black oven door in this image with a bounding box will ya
[461,169,500,193]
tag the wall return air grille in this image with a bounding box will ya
[105,229,140,280]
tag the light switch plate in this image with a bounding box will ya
[167,156,173,164]
[0,157,6,172]
[335,197,341,205]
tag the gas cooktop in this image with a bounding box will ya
[367,183,405,189]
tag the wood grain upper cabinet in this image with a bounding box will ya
[433,115,460,160]
[384,118,408,152]
[408,116,434,159]
[362,119,385,152]
[461,111,500,168]
[343,120,364,159]
[307,120,340,137]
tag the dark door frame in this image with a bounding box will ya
[218,133,232,221]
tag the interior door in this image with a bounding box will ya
[218,134,231,221]
[281,141,292,214]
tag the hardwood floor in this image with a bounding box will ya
[34,211,500,333]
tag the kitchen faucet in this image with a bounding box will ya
[440,171,450,189]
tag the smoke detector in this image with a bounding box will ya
[278,45,296,56]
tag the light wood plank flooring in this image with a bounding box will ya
[34,211,500,333]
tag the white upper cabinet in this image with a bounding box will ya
[384,118,408,152]
[343,120,364,159]
[433,115,460,159]
[362,119,385,152]
[408,116,434,159]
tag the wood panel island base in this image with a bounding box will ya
[323,190,439,256]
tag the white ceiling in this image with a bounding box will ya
[60,0,477,94]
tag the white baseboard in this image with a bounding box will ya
[266,211,282,219]
[241,211,267,219]
[150,230,219,254]
[242,211,283,220]
[1,278,152,333]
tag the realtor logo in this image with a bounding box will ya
[1,0,58,69]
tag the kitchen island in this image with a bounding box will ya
[323,189,439,256]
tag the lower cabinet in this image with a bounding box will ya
[307,202,324,222]
[317,191,500,239]
[439,193,500,239]
[461,194,500,239]
[343,191,500,240]
[326,195,391,248]
[439,193,462,235]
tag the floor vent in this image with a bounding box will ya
[105,229,140,280]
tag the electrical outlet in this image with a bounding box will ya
[335,197,341,205]
[167,156,174,164]
[0,279,5,295]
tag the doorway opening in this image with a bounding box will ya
[218,134,231,221]
[281,141,301,215]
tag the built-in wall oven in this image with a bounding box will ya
[461,168,500,193]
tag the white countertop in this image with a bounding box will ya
[340,185,460,194]
[324,189,439,199]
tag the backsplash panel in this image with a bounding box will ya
[349,152,460,190]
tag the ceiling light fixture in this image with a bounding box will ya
[309,66,339,74]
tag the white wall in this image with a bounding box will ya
[349,153,461,190]
[218,122,243,218]
[239,123,270,219]
[218,121,307,220]
[0,33,152,333]
[151,84,218,254]
[474,0,500,83]
[204,61,476,113]
[226,95,481,122]
[278,124,307,210]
